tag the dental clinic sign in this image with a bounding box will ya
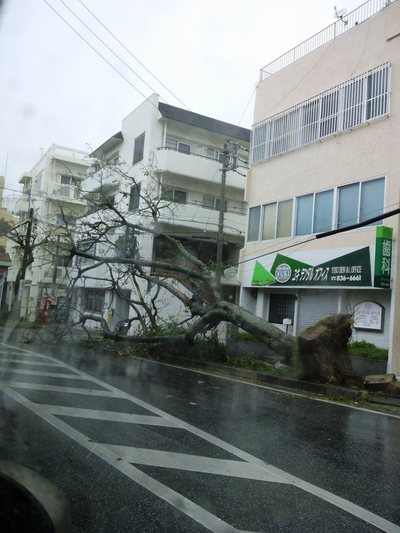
[374,226,392,288]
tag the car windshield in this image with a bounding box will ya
[1,0,400,531]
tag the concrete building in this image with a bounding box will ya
[7,145,90,320]
[73,94,250,332]
[240,0,400,373]
[0,176,15,310]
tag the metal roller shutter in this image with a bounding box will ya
[297,290,339,333]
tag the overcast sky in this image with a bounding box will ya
[0,0,364,192]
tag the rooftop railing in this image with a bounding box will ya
[260,0,394,80]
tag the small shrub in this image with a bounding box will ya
[348,340,388,360]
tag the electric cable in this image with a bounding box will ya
[76,0,190,110]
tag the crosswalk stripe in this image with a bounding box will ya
[0,367,88,379]
[41,405,178,427]
[0,383,250,533]
[0,359,60,366]
[103,445,288,483]
[0,380,121,397]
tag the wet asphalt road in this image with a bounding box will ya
[0,342,399,532]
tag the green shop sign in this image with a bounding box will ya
[251,247,372,287]
[374,226,392,289]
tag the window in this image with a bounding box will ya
[54,254,73,268]
[295,194,313,236]
[76,239,97,266]
[165,137,190,155]
[61,175,78,187]
[269,294,296,324]
[338,177,384,229]
[129,183,141,211]
[84,289,105,314]
[133,132,145,164]
[202,195,227,212]
[56,213,77,227]
[262,203,276,240]
[295,190,333,236]
[161,187,187,204]
[261,200,292,240]
[252,63,390,164]
[314,189,333,233]
[360,177,385,223]
[247,206,261,241]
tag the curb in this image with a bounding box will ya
[148,353,367,401]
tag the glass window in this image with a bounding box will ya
[165,137,177,150]
[314,189,333,233]
[360,177,384,224]
[133,132,145,164]
[247,206,261,241]
[129,183,141,211]
[269,293,296,324]
[177,142,190,155]
[276,200,293,238]
[338,183,359,228]
[84,289,105,313]
[295,194,313,236]
[262,203,276,240]
[174,190,186,204]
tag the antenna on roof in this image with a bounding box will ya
[334,6,348,25]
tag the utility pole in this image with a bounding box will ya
[51,235,60,301]
[20,207,34,286]
[216,143,237,288]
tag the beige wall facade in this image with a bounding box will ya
[241,1,400,373]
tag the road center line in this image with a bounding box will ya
[3,344,399,533]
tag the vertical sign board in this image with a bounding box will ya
[374,226,393,288]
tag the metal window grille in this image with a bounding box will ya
[268,294,296,324]
[252,63,390,164]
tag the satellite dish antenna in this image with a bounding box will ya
[334,6,348,24]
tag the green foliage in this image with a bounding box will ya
[348,340,388,360]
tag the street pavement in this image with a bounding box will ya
[0,342,399,532]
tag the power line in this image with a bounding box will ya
[76,0,190,110]
[41,0,150,102]
[57,0,163,101]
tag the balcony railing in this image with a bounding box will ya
[260,0,394,80]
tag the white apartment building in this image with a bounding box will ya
[7,144,90,319]
[240,0,400,373]
[73,94,250,331]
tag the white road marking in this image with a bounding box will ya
[2,344,400,532]
[41,405,179,427]
[0,381,121,397]
[0,359,60,366]
[103,445,288,483]
[0,367,89,380]
[0,384,249,533]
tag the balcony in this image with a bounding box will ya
[155,148,246,190]
[260,0,392,79]
[14,196,30,216]
[47,183,86,205]
[157,201,246,242]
